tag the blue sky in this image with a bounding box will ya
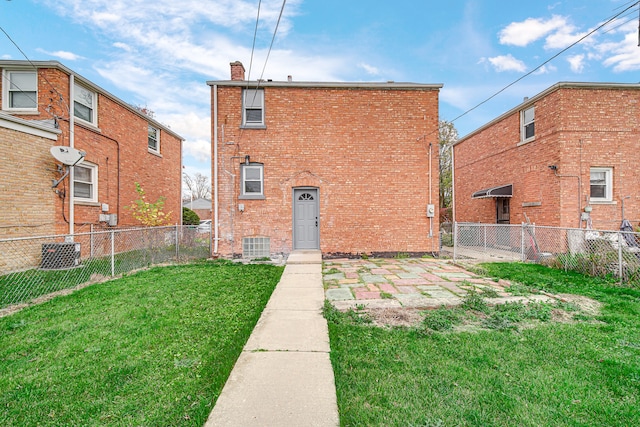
[1,0,639,189]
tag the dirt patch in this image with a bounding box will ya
[341,293,603,330]
[365,308,424,328]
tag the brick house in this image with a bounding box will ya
[0,60,184,237]
[208,61,442,258]
[453,82,640,231]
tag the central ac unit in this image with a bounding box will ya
[41,242,81,270]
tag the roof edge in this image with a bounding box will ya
[455,81,640,146]
[0,60,185,141]
[207,80,443,90]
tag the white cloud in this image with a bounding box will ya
[487,54,527,72]
[112,42,133,52]
[599,27,640,72]
[533,64,557,75]
[36,48,83,60]
[567,54,585,73]
[499,15,567,47]
[358,63,380,76]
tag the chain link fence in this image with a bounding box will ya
[0,226,212,310]
[453,222,640,285]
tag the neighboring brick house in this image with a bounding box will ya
[208,61,442,258]
[0,112,61,238]
[0,60,184,237]
[453,82,640,231]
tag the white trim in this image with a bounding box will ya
[240,164,264,199]
[242,89,265,127]
[520,105,535,143]
[73,161,99,203]
[0,112,60,140]
[2,69,38,111]
[589,167,613,202]
[148,124,160,153]
[73,82,98,126]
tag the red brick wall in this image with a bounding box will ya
[1,66,182,235]
[213,84,441,257]
[454,85,640,230]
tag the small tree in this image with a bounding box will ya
[127,182,172,226]
[439,120,458,213]
[182,207,200,225]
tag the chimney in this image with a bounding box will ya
[230,61,245,81]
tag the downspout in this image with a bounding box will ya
[451,144,456,225]
[213,85,219,254]
[428,142,433,240]
[69,74,75,236]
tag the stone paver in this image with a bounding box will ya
[323,257,548,311]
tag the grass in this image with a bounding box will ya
[0,260,283,426]
[326,262,640,426]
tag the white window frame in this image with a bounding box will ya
[240,163,264,199]
[73,162,98,203]
[521,106,535,142]
[242,89,265,127]
[590,167,613,203]
[148,124,160,153]
[73,82,97,125]
[2,69,38,111]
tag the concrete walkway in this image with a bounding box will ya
[204,251,339,427]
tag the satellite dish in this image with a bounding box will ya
[50,146,86,166]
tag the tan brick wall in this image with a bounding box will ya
[0,126,58,238]
[0,66,183,236]
[454,86,640,230]
[214,84,441,257]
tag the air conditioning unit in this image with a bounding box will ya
[41,242,81,270]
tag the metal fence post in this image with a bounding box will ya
[618,231,623,283]
[110,229,115,277]
[483,225,487,255]
[453,222,458,262]
[521,223,525,262]
[175,225,180,260]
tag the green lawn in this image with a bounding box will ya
[327,262,640,427]
[0,260,283,426]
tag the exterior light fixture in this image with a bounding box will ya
[244,155,250,165]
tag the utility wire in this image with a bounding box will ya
[246,0,262,83]
[447,1,640,127]
[0,25,69,119]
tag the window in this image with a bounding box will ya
[148,125,160,153]
[3,70,37,110]
[521,106,535,142]
[590,167,612,202]
[242,89,264,127]
[73,83,97,124]
[240,164,264,199]
[74,162,98,203]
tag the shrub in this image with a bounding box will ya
[183,207,200,225]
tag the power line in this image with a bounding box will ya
[447,1,640,128]
[246,0,262,82]
[0,25,70,120]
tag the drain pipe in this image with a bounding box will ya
[69,74,76,237]
[213,85,219,254]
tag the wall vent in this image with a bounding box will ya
[243,237,270,259]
